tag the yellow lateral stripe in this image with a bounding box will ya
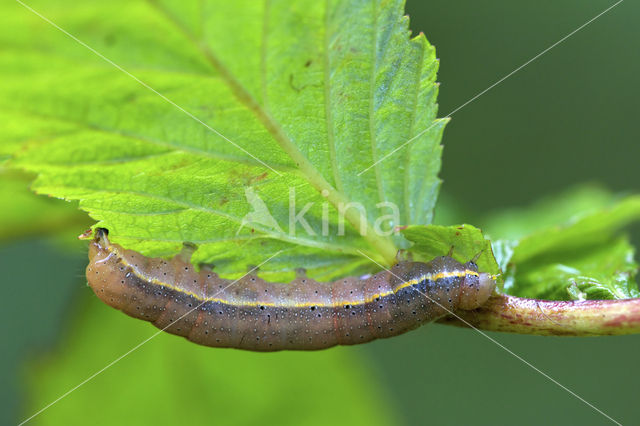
[110,245,477,309]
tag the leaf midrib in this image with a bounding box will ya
[323,0,342,194]
[404,41,427,225]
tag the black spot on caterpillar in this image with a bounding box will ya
[86,229,496,351]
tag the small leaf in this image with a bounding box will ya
[512,236,639,300]
[482,188,640,300]
[402,224,501,277]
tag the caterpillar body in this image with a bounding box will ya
[86,229,496,351]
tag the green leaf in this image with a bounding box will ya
[402,224,501,277]
[481,188,640,300]
[23,296,394,426]
[3,0,445,275]
[511,196,640,265]
[514,236,639,300]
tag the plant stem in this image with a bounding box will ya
[438,295,640,336]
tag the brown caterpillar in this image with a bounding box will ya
[86,229,496,351]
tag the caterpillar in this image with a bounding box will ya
[86,229,496,351]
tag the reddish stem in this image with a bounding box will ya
[438,294,640,336]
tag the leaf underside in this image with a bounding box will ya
[3,0,446,279]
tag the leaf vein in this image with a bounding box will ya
[323,0,341,193]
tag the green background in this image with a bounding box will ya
[3,1,640,425]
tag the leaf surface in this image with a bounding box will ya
[3,0,445,275]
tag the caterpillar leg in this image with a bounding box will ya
[246,264,260,276]
[446,245,455,257]
[177,242,197,263]
[395,249,413,263]
[471,250,484,263]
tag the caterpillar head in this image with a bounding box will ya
[458,260,497,310]
[88,228,111,261]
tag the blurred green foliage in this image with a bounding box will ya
[0,170,88,241]
[25,294,392,426]
[1,240,85,426]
